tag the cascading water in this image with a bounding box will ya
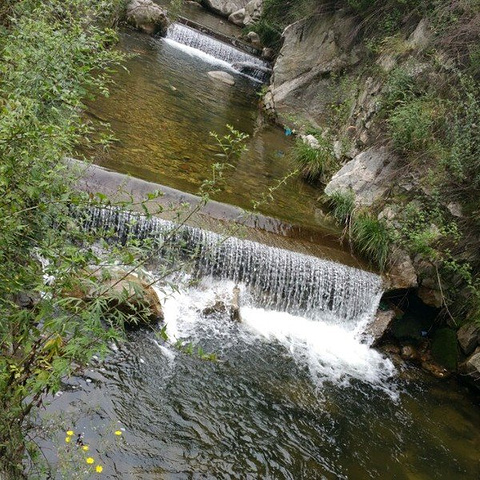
[83,206,383,325]
[165,23,271,82]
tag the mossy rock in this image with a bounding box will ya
[431,328,458,371]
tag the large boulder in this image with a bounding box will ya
[126,0,169,36]
[324,147,401,207]
[266,13,361,126]
[201,0,248,17]
[68,270,163,327]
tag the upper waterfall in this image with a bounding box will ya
[165,23,270,82]
[82,207,383,324]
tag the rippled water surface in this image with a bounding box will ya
[44,279,480,479]
[87,30,329,229]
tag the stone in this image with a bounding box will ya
[401,345,420,362]
[203,300,227,316]
[246,31,261,48]
[324,147,401,207]
[67,269,163,327]
[269,12,360,125]
[421,361,449,379]
[207,70,235,85]
[230,285,241,322]
[262,47,274,60]
[300,134,320,149]
[243,0,263,25]
[96,273,163,326]
[459,350,480,390]
[408,18,431,51]
[228,8,246,26]
[364,310,396,346]
[457,323,480,356]
[200,0,249,17]
[417,286,443,308]
[126,0,169,36]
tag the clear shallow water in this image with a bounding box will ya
[86,30,329,230]
[43,279,480,479]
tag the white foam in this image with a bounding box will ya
[163,38,234,70]
[160,278,396,393]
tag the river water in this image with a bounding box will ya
[52,12,480,480]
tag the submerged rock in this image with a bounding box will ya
[126,0,169,36]
[208,70,235,85]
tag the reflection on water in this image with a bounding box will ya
[86,30,329,229]
[42,279,480,479]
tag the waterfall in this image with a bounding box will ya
[165,23,271,82]
[82,207,383,324]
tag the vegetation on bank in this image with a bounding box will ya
[260,0,479,327]
[0,0,158,476]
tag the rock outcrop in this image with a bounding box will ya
[126,0,169,36]
[265,13,361,125]
[201,0,248,17]
[324,147,400,207]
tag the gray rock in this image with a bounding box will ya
[244,0,263,25]
[228,8,246,26]
[364,310,396,346]
[269,13,360,125]
[417,285,443,308]
[408,18,431,51]
[126,0,169,36]
[457,323,480,356]
[201,0,248,17]
[246,31,261,48]
[324,147,400,207]
[208,70,235,85]
[384,249,418,290]
[459,350,480,390]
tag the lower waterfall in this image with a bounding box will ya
[82,207,383,325]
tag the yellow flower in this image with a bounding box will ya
[65,436,71,443]
[86,457,95,464]
[95,465,103,473]
[82,445,90,451]
[114,430,122,436]
[66,430,74,436]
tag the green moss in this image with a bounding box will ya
[431,328,458,370]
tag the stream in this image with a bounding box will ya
[44,9,480,480]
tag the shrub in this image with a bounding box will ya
[352,213,391,270]
[291,136,336,184]
[328,189,356,225]
[388,97,439,154]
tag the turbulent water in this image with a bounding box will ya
[83,206,382,321]
[41,276,480,479]
[166,23,270,81]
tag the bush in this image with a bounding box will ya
[388,97,439,154]
[328,189,356,224]
[291,136,336,184]
[352,213,391,270]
